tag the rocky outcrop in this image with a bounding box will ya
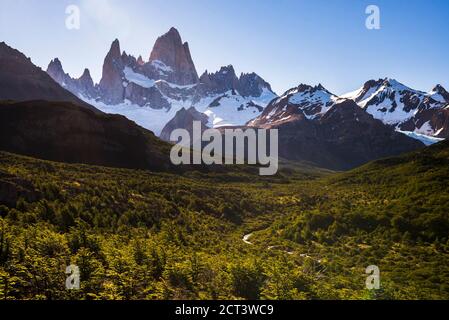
[199,65,240,95]
[47,59,96,99]
[124,82,170,109]
[400,107,449,139]
[46,58,67,85]
[77,68,96,98]
[149,27,199,85]
[198,65,275,98]
[137,55,145,65]
[160,107,209,142]
[430,84,449,103]
[98,39,125,104]
[238,72,273,97]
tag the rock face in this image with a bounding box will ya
[238,72,274,97]
[0,42,97,112]
[149,27,198,85]
[342,78,449,138]
[400,107,449,139]
[0,100,172,171]
[250,99,424,170]
[98,39,125,104]
[47,58,96,100]
[429,84,449,103]
[198,66,274,98]
[160,107,209,142]
[46,58,66,85]
[199,65,240,95]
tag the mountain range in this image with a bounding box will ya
[47,27,276,136]
[45,28,449,147]
[0,27,448,171]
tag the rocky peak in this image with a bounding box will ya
[137,55,144,65]
[99,39,125,104]
[322,99,370,122]
[238,72,274,97]
[284,83,330,96]
[149,27,198,85]
[47,58,63,72]
[432,84,447,93]
[78,68,94,87]
[430,84,449,102]
[359,79,383,93]
[46,58,66,83]
[109,39,122,61]
[295,84,316,93]
[199,65,239,94]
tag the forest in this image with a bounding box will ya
[0,141,448,300]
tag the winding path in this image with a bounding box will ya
[242,233,253,245]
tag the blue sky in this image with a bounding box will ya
[0,0,448,95]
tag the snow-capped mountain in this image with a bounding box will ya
[248,96,424,170]
[341,78,449,139]
[46,28,276,136]
[248,83,341,127]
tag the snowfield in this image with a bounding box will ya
[81,87,276,136]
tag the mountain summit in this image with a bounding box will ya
[46,28,276,135]
[149,27,198,85]
[342,78,449,138]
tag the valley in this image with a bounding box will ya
[1,141,448,299]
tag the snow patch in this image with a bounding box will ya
[397,129,444,146]
[123,67,155,88]
[151,60,173,74]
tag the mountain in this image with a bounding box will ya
[0,42,97,112]
[159,81,424,170]
[342,78,449,139]
[0,100,172,171]
[429,84,449,103]
[248,84,340,127]
[160,106,209,142]
[249,88,424,170]
[47,58,97,100]
[46,28,276,136]
[149,27,199,85]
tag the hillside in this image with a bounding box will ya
[0,100,172,171]
[0,42,98,112]
[0,142,448,300]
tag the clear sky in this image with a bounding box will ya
[1,0,448,95]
